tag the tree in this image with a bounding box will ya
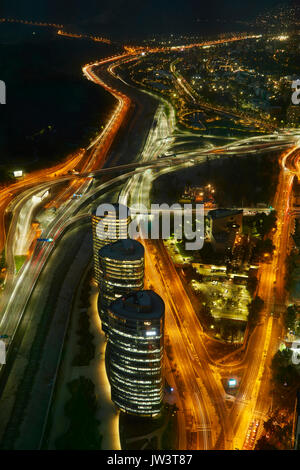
[247,274,258,296]
[55,377,102,450]
[251,237,275,262]
[201,303,214,330]
[251,211,277,238]
[255,436,278,450]
[284,305,296,331]
[271,349,292,371]
[228,321,240,343]
[261,211,277,237]
[248,296,264,326]
[271,349,299,387]
[263,417,276,434]
[285,252,298,290]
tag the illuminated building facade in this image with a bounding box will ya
[98,239,144,333]
[92,203,131,285]
[107,290,165,417]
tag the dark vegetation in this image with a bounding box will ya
[248,295,264,326]
[72,309,95,366]
[244,211,277,238]
[271,349,299,389]
[247,271,258,296]
[244,211,277,263]
[72,269,95,366]
[284,304,299,333]
[255,409,293,450]
[285,251,299,291]
[151,152,280,208]
[55,376,102,450]
[216,318,245,343]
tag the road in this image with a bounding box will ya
[228,145,299,450]
[0,33,300,450]
[0,49,164,449]
[114,50,300,448]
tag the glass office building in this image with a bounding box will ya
[98,239,144,333]
[107,290,165,417]
[92,203,131,285]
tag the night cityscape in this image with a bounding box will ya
[0,0,300,457]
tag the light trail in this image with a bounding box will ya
[1,30,300,451]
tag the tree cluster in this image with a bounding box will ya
[248,296,264,326]
[271,349,299,388]
[55,377,102,450]
[255,409,293,450]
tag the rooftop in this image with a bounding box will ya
[92,202,130,218]
[99,239,144,261]
[109,290,164,321]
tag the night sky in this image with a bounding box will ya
[0,0,295,36]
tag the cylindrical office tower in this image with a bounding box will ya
[107,290,165,417]
[98,239,144,333]
[92,203,131,285]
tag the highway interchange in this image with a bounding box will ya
[0,36,300,450]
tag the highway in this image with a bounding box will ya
[0,48,167,448]
[0,33,300,450]
[232,149,297,449]
[112,50,300,448]
[114,74,300,450]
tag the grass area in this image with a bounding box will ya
[14,255,27,273]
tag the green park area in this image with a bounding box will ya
[14,255,27,273]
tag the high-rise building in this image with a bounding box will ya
[98,239,144,333]
[107,290,165,417]
[92,203,131,284]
